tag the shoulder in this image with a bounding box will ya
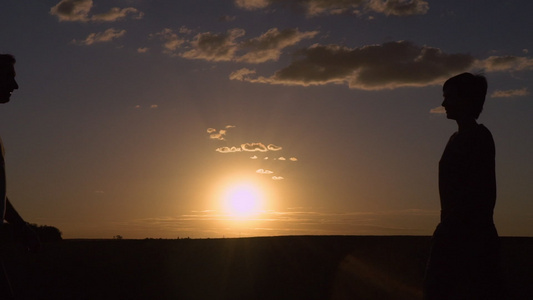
[477,124,492,136]
[474,124,495,155]
[476,124,495,144]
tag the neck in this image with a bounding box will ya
[456,118,478,132]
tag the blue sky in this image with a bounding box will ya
[1,0,532,238]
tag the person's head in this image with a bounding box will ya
[0,54,19,104]
[442,72,487,120]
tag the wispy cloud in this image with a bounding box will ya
[234,0,429,17]
[238,28,319,63]
[151,28,187,55]
[50,0,143,22]
[429,106,445,114]
[72,28,126,46]
[154,27,317,63]
[490,88,530,98]
[478,55,533,72]
[182,28,246,62]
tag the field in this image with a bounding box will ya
[2,236,532,300]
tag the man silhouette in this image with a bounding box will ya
[1,54,41,298]
[423,73,506,299]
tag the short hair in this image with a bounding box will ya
[443,72,488,119]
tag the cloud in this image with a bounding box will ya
[478,55,533,72]
[234,0,429,17]
[231,40,475,90]
[256,169,274,174]
[367,0,429,16]
[278,157,286,161]
[210,131,226,140]
[272,176,285,180]
[267,144,283,151]
[429,106,445,114]
[50,0,92,22]
[242,142,268,152]
[137,47,149,53]
[235,0,270,10]
[216,146,242,153]
[181,29,246,62]
[151,28,186,55]
[91,7,144,22]
[238,28,318,63]
[207,126,235,140]
[290,157,298,161]
[72,28,126,46]
[230,68,257,81]
[490,88,529,98]
[50,0,143,22]
[155,27,317,64]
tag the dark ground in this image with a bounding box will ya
[1,236,532,300]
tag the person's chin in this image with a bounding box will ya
[0,96,11,103]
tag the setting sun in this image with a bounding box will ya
[222,183,264,219]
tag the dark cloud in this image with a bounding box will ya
[50,0,92,22]
[231,41,474,90]
[234,0,429,17]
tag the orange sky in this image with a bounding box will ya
[1,0,532,238]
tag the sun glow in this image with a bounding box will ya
[222,182,264,219]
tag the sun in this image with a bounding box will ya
[222,182,264,219]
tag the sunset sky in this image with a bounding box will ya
[1,0,532,239]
